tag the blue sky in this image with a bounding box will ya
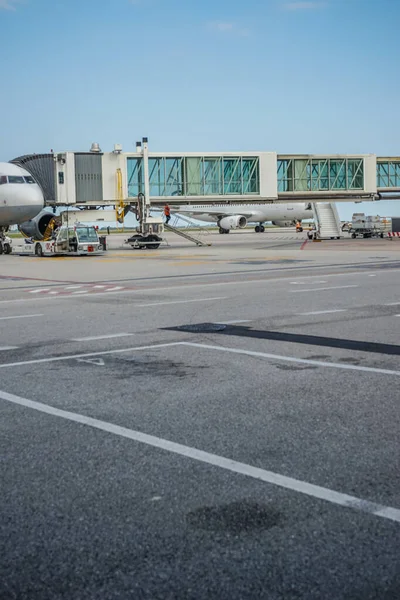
[1,0,399,220]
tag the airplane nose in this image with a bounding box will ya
[29,184,45,209]
[16,184,45,221]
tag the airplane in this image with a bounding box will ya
[169,202,314,233]
[0,162,44,252]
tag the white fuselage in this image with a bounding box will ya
[171,203,312,225]
[0,163,44,227]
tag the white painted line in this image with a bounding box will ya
[215,319,252,325]
[77,358,105,366]
[368,275,377,277]
[106,286,123,291]
[291,285,359,293]
[140,297,226,308]
[0,342,182,369]
[94,285,105,289]
[385,302,400,306]
[1,387,399,524]
[64,286,83,290]
[0,265,398,306]
[11,293,227,309]
[290,281,327,285]
[181,342,400,378]
[0,346,18,351]
[2,338,396,376]
[0,290,226,305]
[0,314,44,321]
[48,292,59,295]
[71,333,134,342]
[29,288,50,294]
[300,309,347,316]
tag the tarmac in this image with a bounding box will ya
[1,229,399,599]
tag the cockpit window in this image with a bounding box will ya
[0,176,7,185]
[24,176,36,184]
[8,176,25,184]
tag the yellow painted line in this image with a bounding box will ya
[169,260,212,266]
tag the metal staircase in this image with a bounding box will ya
[168,214,212,235]
[43,217,57,241]
[164,223,211,246]
[313,202,342,239]
[152,212,212,246]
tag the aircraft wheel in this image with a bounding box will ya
[219,228,225,234]
[35,243,44,257]
[255,225,260,233]
[4,243,11,254]
[0,242,3,255]
[225,229,230,234]
[260,225,265,233]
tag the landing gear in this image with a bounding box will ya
[219,227,229,234]
[254,224,265,233]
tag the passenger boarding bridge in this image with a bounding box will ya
[10,141,400,211]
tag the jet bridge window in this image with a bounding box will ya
[127,156,260,197]
[8,176,25,184]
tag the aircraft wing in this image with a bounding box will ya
[171,206,257,218]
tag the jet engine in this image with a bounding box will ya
[271,220,297,227]
[218,215,247,230]
[18,210,56,240]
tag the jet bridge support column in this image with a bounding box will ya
[125,137,164,250]
[143,137,151,216]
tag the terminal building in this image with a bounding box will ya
[10,141,400,208]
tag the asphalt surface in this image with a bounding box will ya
[1,231,400,599]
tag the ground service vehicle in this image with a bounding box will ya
[12,224,104,257]
[0,235,12,254]
[348,214,387,239]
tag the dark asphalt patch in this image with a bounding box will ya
[71,355,209,379]
[167,324,400,357]
[177,323,226,333]
[343,261,400,271]
[338,357,361,364]
[186,501,281,534]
